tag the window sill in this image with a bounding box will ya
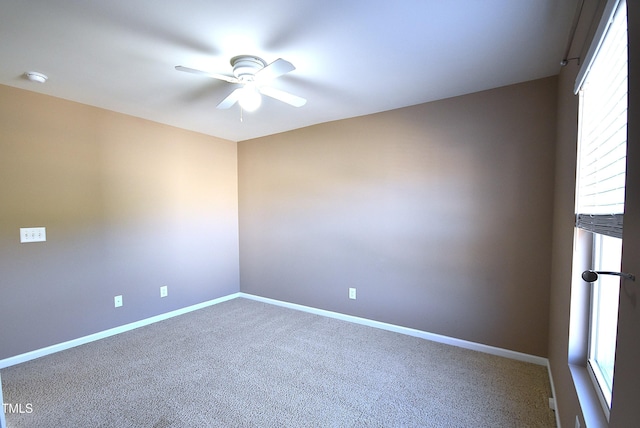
[569,364,608,427]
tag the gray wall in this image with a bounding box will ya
[0,85,240,360]
[239,77,557,357]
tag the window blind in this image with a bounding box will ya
[575,0,627,239]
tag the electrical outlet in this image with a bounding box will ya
[349,288,357,300]
[160,286,168,298]
[114,295,123,308]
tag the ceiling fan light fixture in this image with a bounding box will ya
[238,84,262,112]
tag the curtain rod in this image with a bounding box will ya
[561,0,586,66]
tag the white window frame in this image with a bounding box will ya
[586,232,622,419]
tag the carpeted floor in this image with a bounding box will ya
[2,297,556,427]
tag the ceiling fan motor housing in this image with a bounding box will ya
[231,55,266,81]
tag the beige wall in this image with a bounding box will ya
[548,1,640,426]
[0,75,557,363]
[0,85,239,360]
[547,56,584,427]
[610,2,640,424]
[239,77,557,357]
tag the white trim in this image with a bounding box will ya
[574,0,623,94]
[0,293,240,369]
[586,361,611,421]
[547,362,563,428]
[239,293,549,366]
[0,292,550,369]
[1,291,554,426]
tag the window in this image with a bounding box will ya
[574,0,627,418]
[587,233,622,409]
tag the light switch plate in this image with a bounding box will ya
[20,227,46,243]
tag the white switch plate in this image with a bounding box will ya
[20,227,46,243]
[349,288,357,300]
[114,295,123,308]
[160,286,168,298]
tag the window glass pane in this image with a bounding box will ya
[588,233,622,405]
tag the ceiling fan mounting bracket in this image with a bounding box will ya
[230,55,266,81]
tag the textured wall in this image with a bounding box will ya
[238,77,557,357]
[0,85,239,360]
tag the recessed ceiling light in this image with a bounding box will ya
[24,71,48,83]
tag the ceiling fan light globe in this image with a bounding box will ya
[239,85,262,112]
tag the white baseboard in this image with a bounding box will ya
[0,293,240,369]
[1,291,557,426]
[1,290,549,371]
[547,362,562,428]
[241,292,559,424]
[239,292,549,367]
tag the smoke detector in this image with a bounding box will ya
[24,71,48,83]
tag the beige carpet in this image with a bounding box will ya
[2,297,556,427]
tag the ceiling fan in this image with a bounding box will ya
[175,55,306,112]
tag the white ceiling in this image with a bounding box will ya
[0,0,577,142]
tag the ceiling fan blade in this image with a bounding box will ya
[216,88,243,109]
[255,58,295,82]
[259,86,307,107]
[175,65,239,84]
